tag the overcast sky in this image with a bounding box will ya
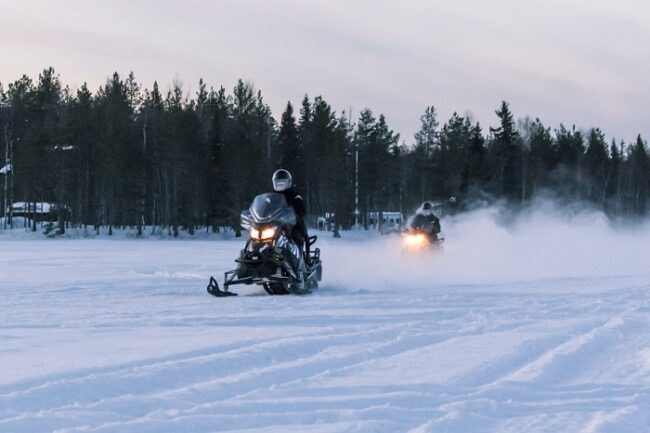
[1,0,648,143]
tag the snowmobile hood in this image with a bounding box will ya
[244,192,297,226]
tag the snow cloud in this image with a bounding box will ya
[325,202,650,290]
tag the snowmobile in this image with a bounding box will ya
[207,192,322,297]
[401,227,444,254]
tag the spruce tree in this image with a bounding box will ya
[354,108,376,228]
[489,101,522,201]
[608,139,622,215]
[463,122,490,198]
[204,85,230,230]
[438,113,470,199]
[278,101,302,181]
[584,128,609,204]
[413,106,439,201]
[527,118,556,194]
[96,72,135,234]
[628,135,649,215]
[309,96,337,219]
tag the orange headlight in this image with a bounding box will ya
[405,233,426,246]
[260,227,277,240]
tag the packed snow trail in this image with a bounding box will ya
[1,209,650,432]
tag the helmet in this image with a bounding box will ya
[272,169,292,192]
[420,201,433,216]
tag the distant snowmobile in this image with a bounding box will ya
[402,201,444,254]
[207,192,323,297]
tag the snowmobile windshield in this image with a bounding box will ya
[245,192,297,227]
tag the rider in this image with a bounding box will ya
[272,169,308,251]
[407,201,441,243]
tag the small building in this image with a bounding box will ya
[366,211,404,233]
[9,202,67,222]
[367,211,403,226]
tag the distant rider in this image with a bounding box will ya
[272,169,308,250]
[407,201,441,243]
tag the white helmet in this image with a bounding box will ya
[272,169,292,192]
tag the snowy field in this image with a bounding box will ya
[1,207,650,433]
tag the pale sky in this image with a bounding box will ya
[1,0,649,144]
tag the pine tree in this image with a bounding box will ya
[278,101,302,180]
[413,106,439,201]
[373,113,400,213]
[296,95,315,217]
[62,83,97,231]
[627,135,649,215]
[608,139,622,215]
[584,128,609,205]
[141,81,165,232]
[438,113,470,199]
[463,122,490,198]
[28,68,64,232]
[527,118,556,194]
[354,108,376,228]
[204,86,230,230]
[6,75,35,227]
[309,96,337,219]
[220,80,269,234]
[325,111,354,229]
[328,112,354,228]
[414,106,438,154]
[95,72,133,234]
[556,125,585,200]
[489,101,522,201]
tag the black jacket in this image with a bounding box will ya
[280,186,308,240]
[408,212,441,234]
[280,186,305,219]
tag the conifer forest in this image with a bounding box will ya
[1,68,648,235]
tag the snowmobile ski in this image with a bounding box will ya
[207,276,237,297]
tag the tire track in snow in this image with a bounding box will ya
[2,323,431,431]
[2,304,534,433]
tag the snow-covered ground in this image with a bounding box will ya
[1,207,650,433]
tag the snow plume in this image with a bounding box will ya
[324,201,650,291]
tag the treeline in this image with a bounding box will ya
[0,68,648,235]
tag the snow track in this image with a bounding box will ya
[1,235,649,432]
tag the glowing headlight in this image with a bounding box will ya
[405,233,426,246]
[249,227,259,239]
[260,227,277,240]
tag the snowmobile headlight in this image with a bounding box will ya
[249,227,260,239]
[260,227,277,240]
[406,233,426,246]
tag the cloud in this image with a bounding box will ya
[1,0,648,142]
